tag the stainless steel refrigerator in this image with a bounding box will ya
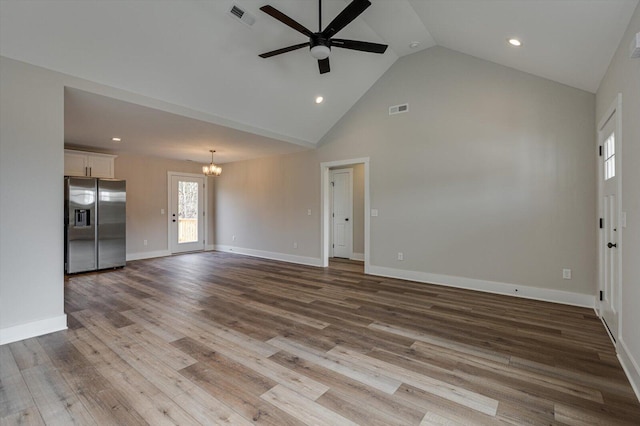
[64,177,126,274]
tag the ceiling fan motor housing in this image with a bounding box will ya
[310,36,331,59]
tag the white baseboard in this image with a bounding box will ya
[618,338,640,402]
[126,250,171,261]
[215,245,323,267]
[367,265,595,308]
[351,252,364,261]
[0,315,68,345]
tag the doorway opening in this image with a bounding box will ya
[320,158,370,273]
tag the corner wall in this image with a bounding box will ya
[596,2,640,399]
[319,46,596,298]
[0,57,66,343]
[215,47,597,306]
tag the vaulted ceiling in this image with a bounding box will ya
[1,0,637,163]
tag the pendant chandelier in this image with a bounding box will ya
[203,149,222,176]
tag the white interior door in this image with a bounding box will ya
[331,169,352,259]
[170,174,204,254]
[599,109,620,342]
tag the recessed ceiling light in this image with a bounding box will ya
[508,38,522,47]
[111,137,122,142]
[409,41,420,49]
[315,96,324,104]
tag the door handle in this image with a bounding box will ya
[608,242,617,248]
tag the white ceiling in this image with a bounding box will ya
[1,0,637,164]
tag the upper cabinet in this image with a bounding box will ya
[64,149,117,178]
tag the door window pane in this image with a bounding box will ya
[604,133,615,180]
[178,181,198,243]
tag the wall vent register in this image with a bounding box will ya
[389,104,409,115]
[228,4,255,26]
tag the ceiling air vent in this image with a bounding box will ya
[389,103,409,115]
[228,4,255,27]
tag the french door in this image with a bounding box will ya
[169,173,204,254]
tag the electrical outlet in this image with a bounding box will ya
[160,208,165,215]
[563,269,572,279]
[293,242,298,249]
[307,209,312,216]
[232,235,236,241]
[397,252,404,261]
[143,239,148,246]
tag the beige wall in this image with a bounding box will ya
[596,2,640,391]
[114,153,215,256]
[216,46,596,297]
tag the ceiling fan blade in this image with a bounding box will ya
[331,39,388,54]
[259,42,310,58]
[260,5,314,38]
[318,58,330,74]
[322,0,371,39]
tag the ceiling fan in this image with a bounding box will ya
[258,0,388,74]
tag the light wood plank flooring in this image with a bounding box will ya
[2,252,639,425]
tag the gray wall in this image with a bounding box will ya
[596,2,640,390]
[216,46,597,296]
[1,57,65,331]
[215,151,319,257]
[114,152,215,256]
[0,56,223,339]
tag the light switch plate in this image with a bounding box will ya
[371,209,379,217]
[563,269,572,280]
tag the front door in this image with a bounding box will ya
[599,108,620,342]
[169,174,204,254]
[331,169,352,259]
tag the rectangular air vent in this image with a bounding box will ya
[389,103,409,115]
[228,4,255,27]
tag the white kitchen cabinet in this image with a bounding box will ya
[64,150,117,178]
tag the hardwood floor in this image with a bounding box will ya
[2,252,639,425]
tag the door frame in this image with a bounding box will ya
[321,157,370,272]
[167,171,208,254]
[597,93,622,344]
[330,168,354,259]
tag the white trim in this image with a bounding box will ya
[126,250,171,261]
[367,265,595,308]
[168,171,208,254]
[0,315,68,345]
[321,158,370,273]
[618,338,640,402]
[215,245,322,267]
[351,252,364,261]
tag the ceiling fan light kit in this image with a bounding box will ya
[258,0,388,74]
